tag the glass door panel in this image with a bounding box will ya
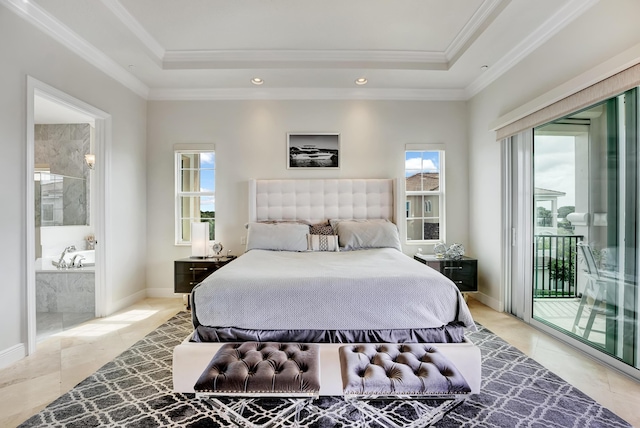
[532,90,638,367]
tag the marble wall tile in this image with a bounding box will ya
[65,272,94,293]
[34,181,41,227]
[70,123,90,141]
[35,124,89,178]
[34,124,48,141]
[35,273,65,312]
[49,124,70,142]
[36,272,95,313]
[57,273,95,313]
[34,124,91,227]
[62,177,86,225]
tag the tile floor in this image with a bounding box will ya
[36,311,95,341]
[468,298,639,427]
[0,296,638,427]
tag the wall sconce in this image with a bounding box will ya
[191,222,210,258]
[84,154,96,170]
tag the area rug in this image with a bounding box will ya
[19,312,630,428]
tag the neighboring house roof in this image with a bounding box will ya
[406,173,439,191]
[535,187,566,197]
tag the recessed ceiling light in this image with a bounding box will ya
[251,78,264,85]
[355,77,368,85]
[480,65,489,71]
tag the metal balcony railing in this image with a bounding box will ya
[534,234,583,298]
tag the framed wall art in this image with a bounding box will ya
[287,133,340,169]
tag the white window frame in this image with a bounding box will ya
[174,144,215,246]
[404,143,445,244]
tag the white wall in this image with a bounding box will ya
[0,9,147,366]
[467,0,640,311]
[146,100,469,295]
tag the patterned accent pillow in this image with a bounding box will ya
[307,234,340,252]
[309,222,334,235]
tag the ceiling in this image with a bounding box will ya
[8,0,598,100]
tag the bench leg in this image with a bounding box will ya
[345,396,466,428]
[200,396,313,428]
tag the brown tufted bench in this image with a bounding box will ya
[194,342,320,427]
[339,343,471,427]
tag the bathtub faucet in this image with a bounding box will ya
[56,245,76,269]
[72,254,85,268]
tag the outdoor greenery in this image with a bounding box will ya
[548,257,576,287]
[201,211,215,240]
[536,205,575,234]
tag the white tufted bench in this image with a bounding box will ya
[194,342,320,427]
[339,343,471,427]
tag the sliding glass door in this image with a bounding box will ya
[531,89,638,368]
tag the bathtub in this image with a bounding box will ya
[60,249,95,268]
[37,249,95,271]
[36,250,95,314]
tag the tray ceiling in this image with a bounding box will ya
[4,0,598,100]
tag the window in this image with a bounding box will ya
[405,146,444,242]
[175,149,215,245]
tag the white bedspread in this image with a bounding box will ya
[192,248,476,331]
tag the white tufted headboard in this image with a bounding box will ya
[248,179,396,224]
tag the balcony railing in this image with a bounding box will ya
[534,234,583,298]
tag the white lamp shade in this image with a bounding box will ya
[191,222,209,258]
[84,153,96,169]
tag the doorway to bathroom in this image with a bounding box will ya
[26,77,110,353]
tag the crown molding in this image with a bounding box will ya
[1,0,149,99]
[445,0,510,62]
[148,87,467,101]
[464,0,600,99]
[162,50,448,70]
[100,0,165,62]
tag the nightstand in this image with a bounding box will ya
[414,254,478,293]
[174,256,236,294]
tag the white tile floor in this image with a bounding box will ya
[0,297,638,427]
[36,312,95,342]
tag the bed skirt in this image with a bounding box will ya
[190,322,467,344]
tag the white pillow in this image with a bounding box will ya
[334,220,402,251]
[246,222,309,252]
[307,234,340,252]
[329,218,388,230]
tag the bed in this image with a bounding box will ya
[173,178,481,394]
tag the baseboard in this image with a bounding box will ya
[471,292,504,312]
[108,289,148,315]
[0,343,26,369]
[146,287,184,299]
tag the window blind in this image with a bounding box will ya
[495,62,640,141]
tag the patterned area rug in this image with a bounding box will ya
[20,312,630,428]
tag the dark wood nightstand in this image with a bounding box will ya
[174,256,236,294]
[414,254,478,293]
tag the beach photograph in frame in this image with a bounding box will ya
[287,133,340,169]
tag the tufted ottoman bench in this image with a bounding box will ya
[194,342,320,427]
[339,343,471,427]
